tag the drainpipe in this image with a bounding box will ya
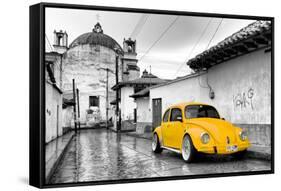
[106,68,109,129]
[72,79,77,133]
[115,55,120,132]
[76,88,81,130]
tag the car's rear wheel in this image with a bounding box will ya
[152,133,163,153]
[182,135,196,162]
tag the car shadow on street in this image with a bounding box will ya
[154,150,245,164]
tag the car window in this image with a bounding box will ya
[163,109,170,122]
[170,108,182,122]
[185,105,220,119]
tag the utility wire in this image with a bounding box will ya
[205,18,223,50]
[130,14,150,39]
[173,18,213,78]
[198,18,224,89]
[45,34,54,52]
[138,16,180,66]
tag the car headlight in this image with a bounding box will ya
[200,132,210,144]
[239,131,247,141]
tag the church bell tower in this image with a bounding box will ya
[53,30,68,54]
[122,38,140,81]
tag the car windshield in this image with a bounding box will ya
[185,105,220,119]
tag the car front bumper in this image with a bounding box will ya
[196,142,250,154]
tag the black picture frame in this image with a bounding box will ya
[30,2,274,189]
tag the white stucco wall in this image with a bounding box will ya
[120,86,136,121]
[136,97,151,123]
[53,56,63,89]
[45,82,63,143]
[62,106,73,128]
[150,48,271,125]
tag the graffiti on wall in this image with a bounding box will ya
[233,88,254,110]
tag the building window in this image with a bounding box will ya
[89,96,99,107]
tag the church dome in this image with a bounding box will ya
[69,22,123,53]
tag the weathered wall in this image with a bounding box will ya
[62,44,122,124]
[53,56,63,89]
[120,86,136,121]
[62,106,73,133]
[45,53,63,89]
[135,97,152,133]
[45,82,63,143]
[150,76,201,112]
[207,49,271,125]
[136,97,151,122]
[150,48,271,146]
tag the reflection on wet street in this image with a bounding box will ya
[50,129,270,184]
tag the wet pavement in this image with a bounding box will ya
[50,129,271,184]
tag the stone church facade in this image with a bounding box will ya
[51,22,139,127]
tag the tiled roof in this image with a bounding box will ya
[187,20,272,70]
[127,77,166,84]
[111,74,166,90]
[130,87,150,98]
[149,72,203,90]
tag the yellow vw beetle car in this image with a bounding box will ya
[152,102,250,162]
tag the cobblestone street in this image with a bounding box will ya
[50,129,271,184]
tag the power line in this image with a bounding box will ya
[138,16,180,66]
[198,18,223,73]
[198,18,224,90]
[173,18,213,78]
[45,34,54,52]
[205,18,223,50]
[130,14,150,39]
[45,34,52,51]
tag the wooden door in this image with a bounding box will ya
[152,98,162,130]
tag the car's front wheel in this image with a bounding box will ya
[152,133,163,153]
[182,135,196,162]
[232,150,247,159]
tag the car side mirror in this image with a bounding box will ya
[176,116,183,122]
[221,117,225,120]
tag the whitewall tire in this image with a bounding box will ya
[182,135,196,162]
[152,133,163,153]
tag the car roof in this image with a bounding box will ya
[169,102,209,109]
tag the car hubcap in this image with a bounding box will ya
[152,134,157,151]
[182,137,191,160]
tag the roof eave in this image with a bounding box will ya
[186,21,272,71]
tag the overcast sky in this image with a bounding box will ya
[46,8,255,79]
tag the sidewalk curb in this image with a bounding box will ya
[125,132,152,140]
[245,150,271,161]
[46,133,75,184]
[125,133,271,161]
[108,128,136,133]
